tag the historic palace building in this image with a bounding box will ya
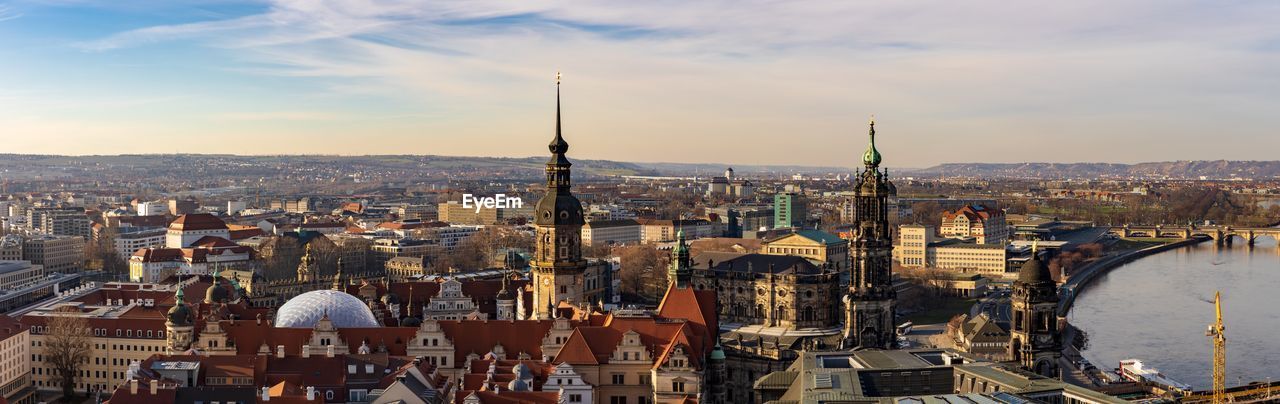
[843,118,898,350]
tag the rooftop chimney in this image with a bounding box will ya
[301,345,310,358]
[306,386,316,401]
[261,386,271,401]
[150,380,158,395]
[326,344,334,358]
[129,379,138,395]
[276,345,285,358]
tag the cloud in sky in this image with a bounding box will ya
[2,0,1280,167]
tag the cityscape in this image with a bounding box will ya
[1,2,1279,404]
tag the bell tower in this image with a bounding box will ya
[532,73,588,319]
[843,117,898,349]
[1009,244,1062,377]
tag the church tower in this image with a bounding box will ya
[668,229,692,289]
[531,73,588,319]
[843,117,898,349]
[165,287,194,353]
[1009,244,1062,377]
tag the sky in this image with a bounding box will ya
[0,0,1278,168]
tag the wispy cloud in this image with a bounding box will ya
[10,1,1280,164]
[0,4,23,21]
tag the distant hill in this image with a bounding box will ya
[909,161,1280,179]
[0,154,847,180]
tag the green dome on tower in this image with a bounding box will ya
[862,117,881,167]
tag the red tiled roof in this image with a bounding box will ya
[169,213,229,231]
[190,236,240,248]
[458,390,561,404]
[438,320,567,365]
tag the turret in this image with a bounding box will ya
[668,229,692,289]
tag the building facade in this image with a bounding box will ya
[941,204,1009,244]
[23,234,84,274]
[760,230,849,271]
[772,193,806,229]
[581,219,641,246]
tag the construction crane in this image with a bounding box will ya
[1206,291,1226,404]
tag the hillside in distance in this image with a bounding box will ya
[0,154,847,182]
[911,160,1280,179]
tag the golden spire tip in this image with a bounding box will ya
[556,71,561,85]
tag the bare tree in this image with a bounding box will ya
[44,309,92,402]
[615,244,669,303]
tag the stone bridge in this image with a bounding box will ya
[1106,224,1280,245]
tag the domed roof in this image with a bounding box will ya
[167,302,191,326]
[1018,252,1052,285]
[167,287,192,326]
[400,316,422,327]
[205,281,229,304]
[275,290,380,328]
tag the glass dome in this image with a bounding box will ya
[274,290,380,328]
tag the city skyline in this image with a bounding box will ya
[2,1,1279,167]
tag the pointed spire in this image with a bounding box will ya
[549,71,569,155]
[862,115,882,167]
[175,285,185,304]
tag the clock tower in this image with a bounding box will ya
[532,73,588,319]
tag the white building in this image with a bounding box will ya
[581,219,641,246]
[115,228,168,257]
[166,214,231,248]
[227,201,247,215]
[136,201,169,217]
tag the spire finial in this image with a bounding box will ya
[1031,240,1038,255]
[862,115,882,167]
[549,71,568,155]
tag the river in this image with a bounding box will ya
[1069,237,1280,390]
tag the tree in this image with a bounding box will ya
[44,309,92,402]
[615,244,668,303]
[451,227,534,270]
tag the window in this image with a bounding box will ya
[611,373,625,384]
[569,394,582,403]
[326,390,334,400]
[672,381,685,392]
[610,397,627,404]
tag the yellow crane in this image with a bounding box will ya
[1206,291,1226,404]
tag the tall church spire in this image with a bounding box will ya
[547,71,571,171]
[531,71,589,319]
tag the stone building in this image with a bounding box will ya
[760,229,849,271]
[688,250,843,404]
